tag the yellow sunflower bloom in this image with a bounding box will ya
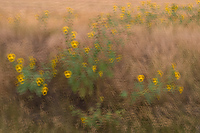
[42,86,48,92]
[127,3,131,8]
[17,58,24,64]
[17,74,25,84]
[113,5,117,12]
[81,118,86,123]
[99,71,103,77]
[138,75,144,82]
[7,53,16,62]
[121,7,126,12]
[84,47,90,53]
[100,96,104,102]
[174,71,180,80]
[72,52,76,57]
[82,62,87,67]
[92,23,97,28]
[109,58,114,63]
[157,70,163,77]
[181,15,184,20]
[116,55,122,62]
[179,87,183,94]
[15,81,19,86]
[66,7,73,14]
[64,70,72,78]
[92,65,97,72]
[15,64,23,73]
[53,69,57,77]
[35,14,39,20]
[94,43,100,50]
[63,26,69,34]
[29,56,36,62]
[43,84,47,87]
[51,59,57,68]
[141,1,145,6]
[68,48,72,54]
[153,78,158,85]
[8,17,13,24]
[111,29,117,35]
[29,62,35,69]
[71,40,79,48]
[167,85,171,91]
[120,14,124,19]
[36,78,44,86]
[172,63,176,70]
[45,10,49,14]
[42,89,47,96]
[94,59,99,64]
[88,31,95,38]
[71,31,77,39]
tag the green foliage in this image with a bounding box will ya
[120,90,128,98]
[70,102,124,130]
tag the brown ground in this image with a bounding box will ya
[1,0,200,132]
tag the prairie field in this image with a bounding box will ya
[1,0,200,132]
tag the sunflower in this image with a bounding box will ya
[7,53,16,62]
[64,71,72,78]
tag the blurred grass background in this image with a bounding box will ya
[1,0,200,132]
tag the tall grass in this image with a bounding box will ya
[1,1,200,132]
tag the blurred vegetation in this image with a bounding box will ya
[1,1,200,132]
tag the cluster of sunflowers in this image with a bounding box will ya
[62,26,69,35]
[66,7,74,14]
[7,53,49,96]
[87,31,95,38]
[119,62,183,103]
[51,57,59,77]
[7,54,24,86]
[8,2,191,99]
[35,10,49,20]
[29,56,36,69]
[35,10,49,29]
[7,14,21,24]
[137,66,182,92]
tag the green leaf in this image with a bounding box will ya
[72,80,80,92]
[27,83,34,92]
[74,65,80,75]
[81,73,86,79]
[87,68,93,78]
[83,79,90,87]
[79,88,86,98]
[17,84,27,95]
[120,91,128,97]
[36,88,42,97]
[106,70,113,78]
[88,57,94,66]
[144,93,151,104]
[99,62,107,72]
[138,84,144,92]
[131,92,138,103]
[148,81,156,93]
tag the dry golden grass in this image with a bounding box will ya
[1,0,200,132]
